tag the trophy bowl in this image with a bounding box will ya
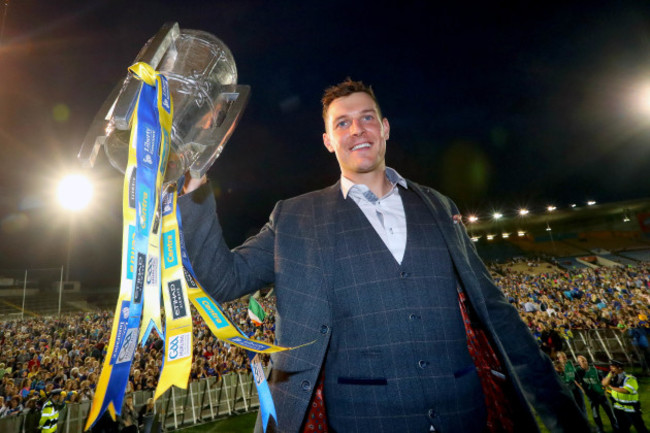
[78,22,250,183]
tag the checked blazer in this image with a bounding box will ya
[179,179,591,433]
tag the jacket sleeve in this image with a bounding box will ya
[449,198,591,433]
[178,182,278,302]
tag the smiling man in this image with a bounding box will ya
[179,79,590,433]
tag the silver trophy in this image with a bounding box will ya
[78,22,250,182]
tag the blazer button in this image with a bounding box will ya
[400,271,410,278]
[418,360,429,369]
[320,325,329,334]
[301,380,311,391]
[409,313,420,320]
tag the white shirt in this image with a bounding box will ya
[340,167,408,264]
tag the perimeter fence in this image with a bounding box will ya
[565,327,648,367]
[0,369,263,433]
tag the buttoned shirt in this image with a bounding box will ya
[340,167,408,264]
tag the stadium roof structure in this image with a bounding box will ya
[465,198,650,242]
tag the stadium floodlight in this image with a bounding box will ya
[518,208,529,216]
[502,233,510,239]
[58,174,93,211]
[493,212,503,220]
[467,215,478,223]
[587,200,596,206]
[545,225,552,231]
[517,230,526,237]
[57,173,93,284]
[570,204,577,208]
[470,236,480,242]
[486,234,495,241]
[547,205,556,212]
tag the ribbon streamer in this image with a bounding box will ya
[85,62,308,432]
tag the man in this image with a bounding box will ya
[38,389,64,433]
[575,355,618,433]
[180,79,589,432]
[602,359,648,433]
[555,351,586,415]
[119,394,138,433]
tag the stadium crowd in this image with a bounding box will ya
[0,297,276,420]
[493,261,650,360]
[0,260,649,422]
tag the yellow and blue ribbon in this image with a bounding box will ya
[85,62,168,429]
[85,62,308,432]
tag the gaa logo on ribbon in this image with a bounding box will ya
[116,328,138,364]
[168,336,179,359]
[146,257,158,286]
[168,332,191,361]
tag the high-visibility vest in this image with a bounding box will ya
[610,372,640,413]
[38,399,59,433]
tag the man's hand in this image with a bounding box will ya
[602,372,612,387]
[182,174,207,195]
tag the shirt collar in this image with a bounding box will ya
[340,167,407,199]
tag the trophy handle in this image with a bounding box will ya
[187,84,250,179]
[78,22,180,169]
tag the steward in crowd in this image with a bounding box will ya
[602,359,648,433]
[38,389,64,433]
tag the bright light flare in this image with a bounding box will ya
[634,84,650,115]
[493,212,503,220]
[468,215,478,223]
[547,205,556,212]
[587,200,596,206]
[58,174,93,211]
[519,208,529,216]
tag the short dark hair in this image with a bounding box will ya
[321,78,382,120]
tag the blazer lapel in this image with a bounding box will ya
[312,182,341,303]
[407,180,490,316]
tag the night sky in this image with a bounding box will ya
[2,1,650,285]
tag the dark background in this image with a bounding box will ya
[2,1,650,286]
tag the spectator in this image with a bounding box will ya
[118,394,137,433]
[575,355,618,433]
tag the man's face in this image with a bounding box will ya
[577,356,588,370]
[610,365,623,375]
[322,92,390,181]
